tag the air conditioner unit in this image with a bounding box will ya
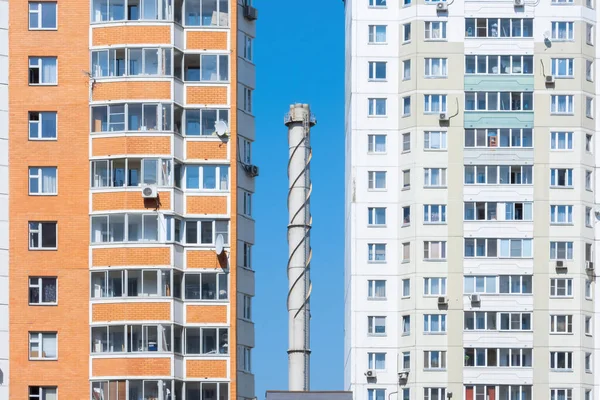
[439,113,449,122]
[438,296,448,305]
[142,185,158,199]
[243,164,260,178]
[365,370,377,378]
[436,1,448,11]
[244,5,258,20]
[470,293,481,303]
[514,0,524,6]
[586,261,594,271]
[398,371,409,380]
[556,260,565,268]
[546,75,555,84]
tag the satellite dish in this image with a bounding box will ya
[214,120,229,138]
[543,31,551,39]
[215,234,225,255]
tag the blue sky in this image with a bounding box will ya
[251,0,346,397]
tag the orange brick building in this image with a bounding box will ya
[8,1,257,398]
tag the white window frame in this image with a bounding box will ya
[424,58,448,78]
[550,278,573,297]
[402,59,411,80]
[550,352,573,370]
[550,132,573,150]
[550,95,574,114]
[499,312,532,331]
[368,25,387,44]
[402,279,410,297]
[368,98,387,116]
[402,132,411,152]
[424,21,447,40]
[586,280,593,299]
[424,241,447,261]
[424,94,447,113]
[586,133,593,152]
[550,314,573,334]
[369,0,387,7]
[243,191,252,217]
[586,353,593,372]
[241,346,252,372]
[585,315,593,335]
[587,170,593,190]
[551,58,574,77]
[550,389,572,400]
[587,60,594,81]
[423,277,447,296]
[368,171,387,190]
[402,96,411,116]
[29,111,57,140]
[368,207,386,226]
[243,34,253,62]
[242,294,252,320]
[465,18,533,38]
[465,128,533,148]
[550,241,574,260]
[586,206,593,227]
[424,388,446,400]
[28,277,58,305]
[587,23,594,45]
[423,204,446,224]
[29,57,58,85]
[424,131,447,150]
[367,352,386,370]
[243,86,253,114]
[28,221,57,250]
[403,23,411,42]
[424,168,447,187]
[29,2,58,30]
[28,167,58,195]
[586,96,594,118]
[29,332,58,360]
[465,55,534,75]
[464,276,497,294]
[403,169,410,189]
[367,134,386,153]
[465,91,533,111]
[402,242,410,262]
[552,21,575,40]
[402,315,411,335]
[28,386,58,400]
[368,61,387,81]
[550,205,573,224]
[550,168,573,187]
[368,243,386,262]
[368,280,386,300]
[242,242,252,269]
[367,316,386,335]
[424,350,446,370]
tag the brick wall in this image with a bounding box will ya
[92,136,171,157]
[92,191,172,212]
[92,81,171,101]
[186,360,228,378]
[186,250,223,269]
[92,26,171,46]
[92,357,171,376]
[186,31,228,50]
[186,195,228,214]
[187,86,228,105]
[92,302,171,322]
[186,141,228,160]
[186,305,227,324]
[92,247,171,266]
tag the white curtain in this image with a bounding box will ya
[144,215,159,241]
[42,58,57,84]
[42,334,57,358]
[220,167,229,190]
[41,168,57,193]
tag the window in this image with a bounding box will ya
[550,132,573,150]
[550,169,573,187]
[29,2,57,29]
[424,388,446,400]
[550,389,572,400]
[552,0,573,3]
[242,191,252,217]
[29,332,57,360]
[183,54,228,82]
[368,98,386,116]
[403,170,410,189]
[424,277,447,295]
[242,242,252,269]
[183,108,228,136]
[29,112,57,140]
[241,138,252,164]
[368,280,386,299]
[402,315,410,335]
[424,168,447,187]
[552,22,574,40]
[464,311,498,331]
[465,18,533,38]
[424,58,447,78]
[586,242,593,262]
[424,241,446,260]
[91,214,163,243]
[402,96,411,116]
[92,323,175,353]
[586,207,593,227]
[424,131,446,150]
[586,134,593,152]
[402,242,410,262]
[402,60,411,80]
[243,87,253,113]
[550,315,573,333]
[465,55,534,75]
[465,238,533,258]
[242,295,252,319]
[402,206,410,225]
[424,351,446,369]
[368,389,385,400]
[587,60,594,81]
[401,389,410,400]
[367,208,386,226]
[500,312,532,330]
[369,0,387,6]
[367,352,386,370]
[550,205,573,224]
[551,95,574,114]
[183,272,228,300]
[587,23,594,44]
[92,48,172,78]
[29,386,57,400]
[91,103,176,133]
[368,171,386,190]
[368,135,386,153]
[465,128,533,148]
[92,0,186,23]
[551,58,574,77]
[586,170,593,190]
[29,222,57,250]
[424,94,447,113]
[425,21,447,40]
[403,23,411,42]
[400,279,410,297]
[586,280,593,299]
[585,316,592,335]
[29,57,57,85]
[587,97,594,118]
[550,242,573,260]
[402,352,410,369]
[585,390,592,400]
[184,326,229,354]
[586,353,592,372]
[91,268,175,299]
[464,276,497,294]
[368,243,386,262]
[91,158,175,188]
[367,316,386,335]
[464,348,532,367]
[184,220,229,245]
[29,277,57,305]
[243,35,253,61]
[29,167,57,195]
[465,91,533,111]
[499,276,532,294]
[402,133,411,152]
[464,165,533,185]
[550,278,573,297]
[464,202,498,221]
[368,61,386,80]
[368,25,387,43]
[423,205,446,223]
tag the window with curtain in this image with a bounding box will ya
[368,353,386,370]
[425,58,447,77]
[29,332,57,359]
[552,21,574,40]
[29,167,57,195]
[29,111,57,140]
[551,58,574,77]
[29,57,57,85]
[367,135,386,153]
[368,25,387,43]
[368,98,387,116]
[424,94,447,113]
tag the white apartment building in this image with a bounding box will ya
[345,0,600,399]
[0,0,7,398]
